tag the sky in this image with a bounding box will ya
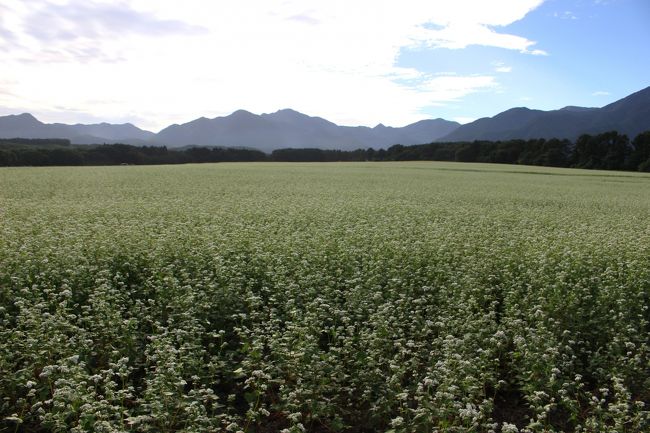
[0,0,649,132]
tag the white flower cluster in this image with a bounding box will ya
[1,162,649,432]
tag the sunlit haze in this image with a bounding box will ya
[1,0,648,131]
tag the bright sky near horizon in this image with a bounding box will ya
[0,0,648,132]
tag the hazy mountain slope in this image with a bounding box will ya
[439,108,546,142]
[590,87,650,137]
[440,86,650,142]
[156,109,461,151]
[68,123,155,142]
[0,113,154,143]
[0,113,57,139]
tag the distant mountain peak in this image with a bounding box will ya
[12,112,40,123]
[262,108,312,121]
[500,107,533,114]
[0,112,42,128]
[559,106,597,112]
[16,112,38,119]
[275,108,301,114]
[230,109,255,117]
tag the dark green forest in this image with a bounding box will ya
[1,130,650,171]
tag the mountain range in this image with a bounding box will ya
[155,109,459,152]
[0,110,459,152]
[1,86,648,150]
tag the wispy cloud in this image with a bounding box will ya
[492,62,512,73]
[592,90,610,96]
[1,0,206,63]
[24,1,206,41]
[553,11,578,20]
[405,0,547,54]
[422,75,498,101]
[415,23,546,55]
[287,14,321,26]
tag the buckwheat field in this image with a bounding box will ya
[1,162,649,433]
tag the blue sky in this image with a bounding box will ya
[0,0,648,131]
[405,0,650,123]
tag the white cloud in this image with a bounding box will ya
[492,62,513,73]
[0,0,547,129]
[422,76,498,101]
[592,90,610,96]
[553,10,578,20]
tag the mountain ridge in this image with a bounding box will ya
[0,109,460,152]
[155,108,461,152]
[1,85,649,150]
[439,86,650,142]
[0,113,155,144]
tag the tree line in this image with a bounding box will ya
[0,141,267,166]
[271,131,650,171]
[1,130,649,171]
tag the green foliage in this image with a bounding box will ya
[0,140,267,166]
[1,162,649,432]
[631,131,650,171]
[3,130,650,173]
